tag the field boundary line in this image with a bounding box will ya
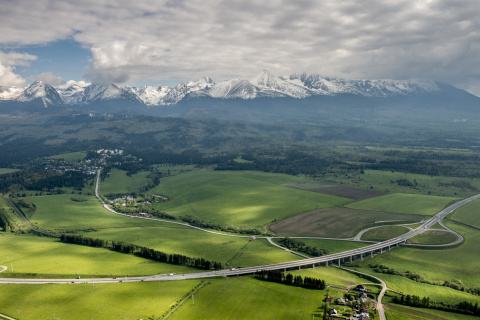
[163,281,209,320]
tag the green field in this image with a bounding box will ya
[0,232,195,277]
[408,230,459,245]
[0,281,200,320]
[25,194,156,232]
[374,272,480,304]
[346,193,458,215]
[99,168,151,194]
[384,301,480,320]
[361,226,411,241]
[451,199,480,229]
[290,266,367,288]
[170,276,332,320]
[0,197,30,233]
[149,170,351,228]
[0,168,19,175]
[353,223,480,288]
[270,207,423,238]
[332,169,480,198]
[47,151,87,161]
[87,226,299,268]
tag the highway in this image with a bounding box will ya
[1,192,479,285]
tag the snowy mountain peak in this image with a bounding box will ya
[80,83,144,105]
[16,81,64,107]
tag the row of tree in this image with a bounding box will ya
[0,168,89,193]
[179,215,264,235]
[255,270,326,290]
[278,238,327,257]
[392,294,480,317]
[59,234,223,270]
[0,208,9,231]
[370,264,480,296]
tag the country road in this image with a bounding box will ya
[2,171,479,320]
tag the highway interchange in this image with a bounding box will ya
[1,171,479,320]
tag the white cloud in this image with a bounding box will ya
[0,51,37,66]
[28,72,66,86]
[0,63,27,88]
[1,0,480,93]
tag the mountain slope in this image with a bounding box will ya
[15,81,64,107]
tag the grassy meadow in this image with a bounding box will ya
[346,193,458,216]
[352,222,480,288]
[148,170,351,227]
[24,194,156,232]
[384,301,480,320]
[87,226,299,268]
[0,232,196,277]
[0,168,19,175]
[99,168,151,194]
[0,280,201,320]
[0,197,30,233]
[170,276,332,320]
[450,199,480,229]
[47,151,87,161]
[330,169,480,198]
[361,226,411,241]
[269,207,423,238]
[408,230,458,245]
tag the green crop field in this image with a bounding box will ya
[408,230,458,245]
[373,272,480,304]
[346,193,458,216]
[0,168,19,175]
[47,151,87,161]
[331,169,480,198]
[384,301,480,320]
[0,280,201,320]
[87,226,299,268]
[0,232,195,277]
[290,266,367,288]
[361,226,411,241]
[451,199,480,229]
[148,169,351,228]
[99,168,151,194]
[270,207,423,238]
[24,194,156,232]
[352,223,480,288]
[170,276,333,320]
[0,197,30,232]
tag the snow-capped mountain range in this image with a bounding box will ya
[0,70,461,108]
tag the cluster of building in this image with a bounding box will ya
[43,159,98,175]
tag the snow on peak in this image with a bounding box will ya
[16,81,64,106]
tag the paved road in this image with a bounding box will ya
[337,266,387,320]
[2,176,477,285]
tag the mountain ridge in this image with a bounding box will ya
[0,70,470,108]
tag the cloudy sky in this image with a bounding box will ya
[1,0,479,95]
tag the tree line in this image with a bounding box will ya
[392,294,480,317]
[0,168,88,193]
[59,234,223,270]
[370,264,480,296]
[278,238,327,257]
[255,270,326,290]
